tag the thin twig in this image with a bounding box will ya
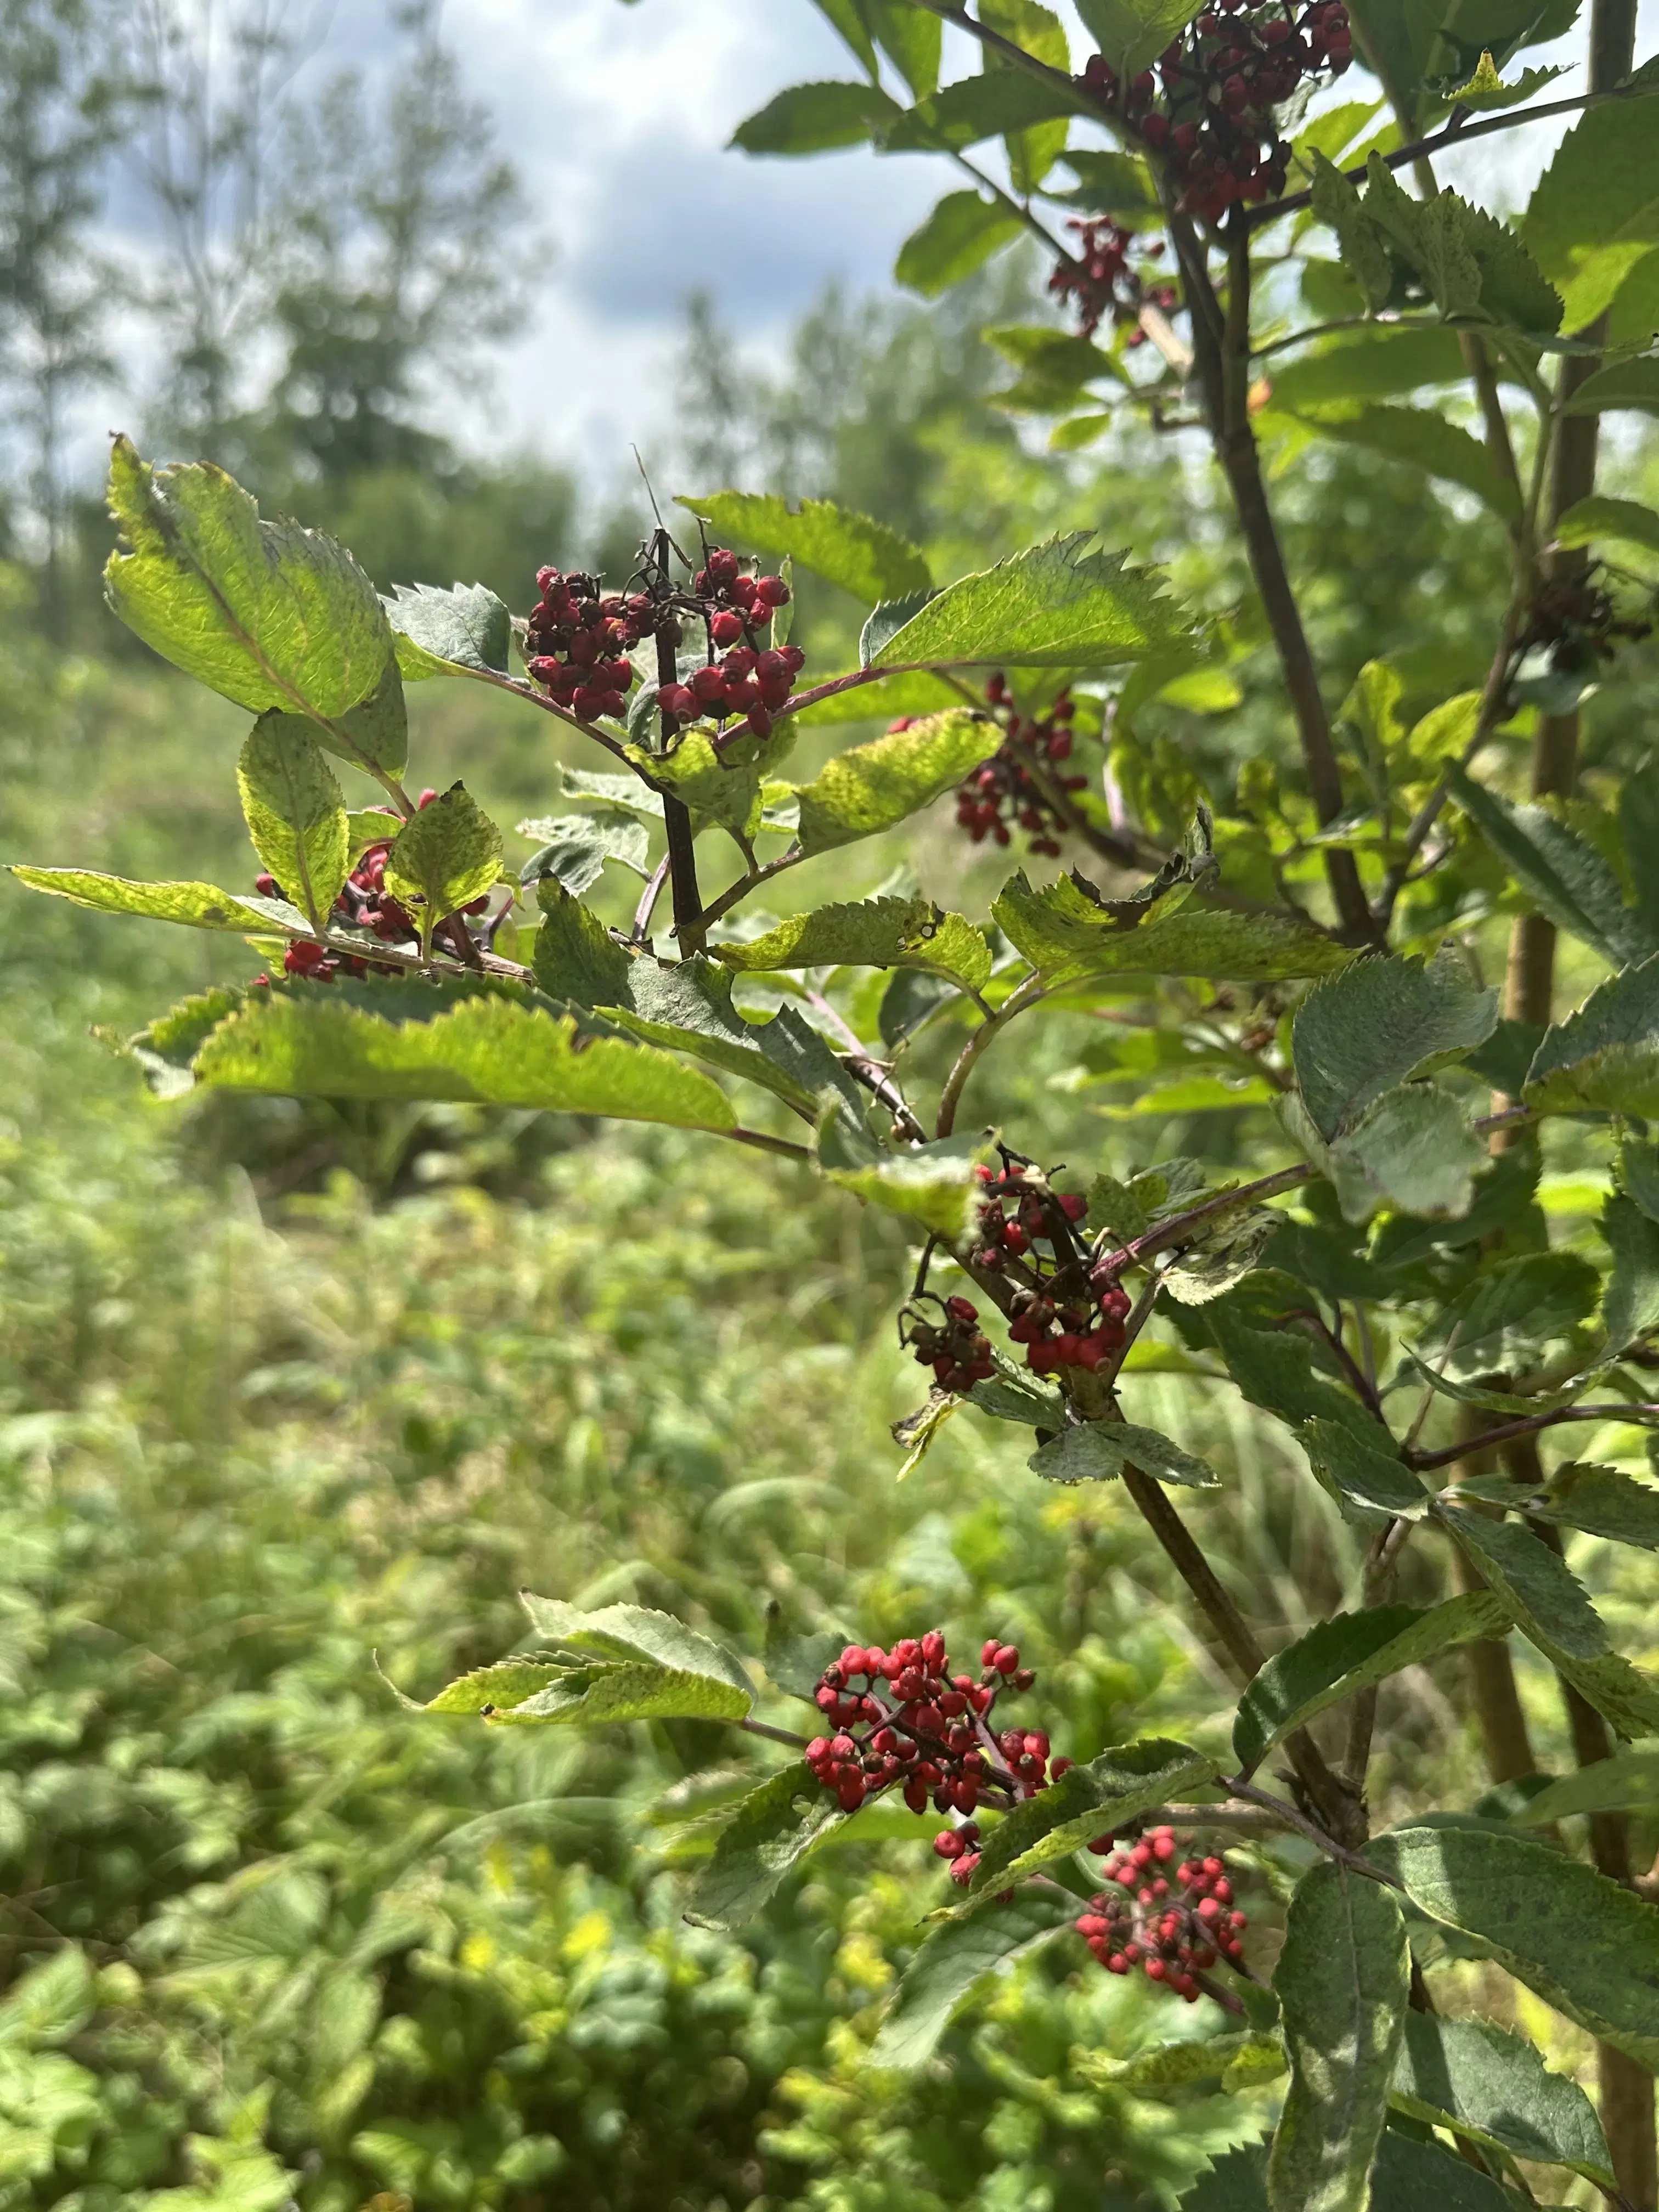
[936,974,1047,1137]
[740,1715,811,1750]
[1411,1403,1659,1474]
[631,853,672,944]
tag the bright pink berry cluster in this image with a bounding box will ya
[1076,1828,1249,1999]
[526,568,646,722]
[904,1293,995,1395]
[972,1162,1133,1376]
[952,674,1087,854]
[804,1635,1067,1841]
[267,789,487,981]
[1046,219,1179,342]
[1078,0,1352,231]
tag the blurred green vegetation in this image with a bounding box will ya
[5,259,1659,2207]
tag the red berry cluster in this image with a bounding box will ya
[904,1293,995,1395]
[1079,0,1352,230]
[972,1163,1133,1376]
[526,568,646,722]
[658,550,804,744]
[1045,218,1180,343]
[1076,1828,1249,2000]
[952,674,1087,855]
[266,789,486,981]
[804,1634,1069,1854]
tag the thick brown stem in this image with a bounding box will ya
[1177,213,1373,943]
[1451,1408,1539,1784]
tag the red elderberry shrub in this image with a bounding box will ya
[1075,1827,1249,1999]
[1074,0,1352,262]
[953,674,1087,857]
[804,1633,1066,1853]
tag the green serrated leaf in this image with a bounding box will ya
[684,1762,850,1929]
[962,1737,1215,1901]
[624,723,794,842]
[1234,1595,1508,1774]
[713,895,990,993]
[882,69,1080,154]
[1448,762,1652,967]
[103,435,393,728]
[791,711,995,856]
[874,532,1188,670]
[1300,1417,1432,1517]
[676,490,930,606]
[1525,99,1659,331]
[731,80,901,154]
[814,1115,994,1238]
[1539,1460,1659,1550]
[1367,1823,1659,2068]
[125,985,247,1097]
[382,786,504,953]
[1602,1193,1659,1350]
[1361,153,1562,333]
[420,1660,568,1713]
[1391,2010,1613,2186]
[383,580,512,682]
[868,1888,1077,2069]
[1514,1744,1659,1826]
[1308,151,1397,312]
[1555,492,1659,555]
[1315,1083,1487,1224]
[605,955,865,1123]
[1267,1862,1408,2212]
[895,190,1024,297]
[516,1594,754,1692]
[1292,946,1498,1142]
[1561,356,1659,416]
[994,873,1353,986]
[1265,325,1471,411]
[491,1661,753,1726]
[860,0,941,95]
[520,810,652,896]
[9,866,307,939]
[1523,951,1659,1116]
[189,991,737,1131]
[1415,1249,1600,1378]
[236,719,351,928]
[1439,1503,1659,1737]
[1079,2029,1286,2095]
[1028,1420,1220,1488]
[1282,401,1522,520]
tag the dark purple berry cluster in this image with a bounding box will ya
[903,1293,995,1395]
[526,568,647,723]
[971,1162,1133,1377]
[1078,0,1353,234]
[951,674,1087,855]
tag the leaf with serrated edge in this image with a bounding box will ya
[791,712,995,856]
[1439,1503,1659,1737]
[713,895,990,993]
[868,1888,1077,2069]
[873,532,1188,669]
[995,873,1352,985]
[190,992,737,1131]
[1292,946,1497,1142]
[1541,1461,1659,1550]
[678,490,929,605]
[103,435,392,725]
[489,1661,752,1726]
[1448,761,1651,968]
[236,719,351,926]
[383,580,512,681]
[1391,2010,1613,2186]
[520,810,651,896]
[961,1738,1214,1903]
[730,79,901,155]
[1414,1250,1600,1380]
[1300,1417,1430,1517]
[1367,1823,1659,2067]
[1233,1595,1508,1774]
[1515,1745,1659,1826]
[383,785,504,950]
[1525,951,1659,1116]
[422,1660,572,1714]
[1525,100,1659,332]
[1079,2030,1285,2095]
[814,1115,995,1238]
[1267,1861,1408,2212]
[896,190,1024,297]
[1029,1421,1220,1488]
[10,866,309,938]
[515,1595,754,1697]
[684,1761,850,1929]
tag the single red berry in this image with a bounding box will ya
[710,609,744,647]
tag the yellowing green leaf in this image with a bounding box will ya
[713,895,991,994]
[383,786,504,951]
[103,435,392,726]
[190,990,737,1131]
[814,1115,994,1237]
[9,865,307,938]
[874,532,1188,669]
[678,490,930,606]
[236,719,351,928]
[792,711,993,853]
